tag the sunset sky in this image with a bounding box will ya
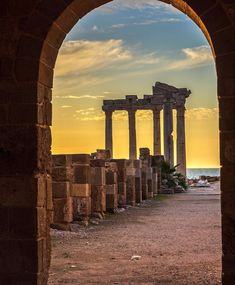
[52,0,219,168]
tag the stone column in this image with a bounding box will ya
[163,99,174,166]
[153,106,162,155]
[128,109,137,159]
[105,110,113,158]
[176,104,186,176]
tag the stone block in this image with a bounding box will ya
[151,155,164,167]
[95,149,111,160]
[46,176,53,211]
[152,173,158,195]
[135,177,142,204]
[52,154,72,167]
[141,160,150,168]
[91,185,106,213]
[135,168,141,178]
[142,184,148,200]
[111,159,127,168]
[52,166,72,182]
[117,182,126,206]
[53,197,73,223]
[0,206,47,239]
[52,182,70,198]
[126,159,134,168]
[146,168,153,180]
[106,161,118,172]
[90,159,106,167]
[147,179,153,198]
[71,154,90,165]
[117,168,126,183]
[0,175,46,208]
[106,184,118,212]
[140,147,150,156]
[0,238,46,275]
[72,197,91,220]
[106,170,117,185]
[71,183,91,197]
[0,125,51,175]
[126,175,136,206]
[141,171,147,182]
[73,165,91,184]
[133,159,141,169]
[126,167,135,176]
[47,209,54,225]
[91,167,106,186]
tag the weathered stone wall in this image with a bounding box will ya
[111,159,127,207]
[51,152,162,224]
[105,161,118,212]
[52,155,73,229]
[71,154,91,225]
[91,159,106,218]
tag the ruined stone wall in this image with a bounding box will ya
[51,150,162,228]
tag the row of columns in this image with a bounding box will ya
[105,104,186,176]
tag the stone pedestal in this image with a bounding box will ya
[151,155,164,194]
[52,155,73,225]
[126,160,136,206]
[71,154,91,222]
[140,148,151,200]
[147,167,153,198]
[91,159,106,218]
[111,159,127,207]
[134,160,142,203]
[105,162,118,212]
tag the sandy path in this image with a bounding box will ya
[49,183,221,285]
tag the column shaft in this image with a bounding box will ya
[176,105,186,176]
[163,102,174,166]
[105,110,113,158]
[128,110,137,159]
[153,108,161,155]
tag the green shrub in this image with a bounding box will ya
[160,160,187,190]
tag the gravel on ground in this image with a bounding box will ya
[49,182,221,285]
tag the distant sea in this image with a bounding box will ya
[187,168,220,179]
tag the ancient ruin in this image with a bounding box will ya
[102,82,191,176]
[0,1,234,284]
[51,149,163,229]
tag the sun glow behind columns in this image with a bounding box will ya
[136,110,153,155]
[113,111,129,158]
[52,0,219,167]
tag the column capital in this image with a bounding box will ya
[127,109,137,120]
[152,105,163,112]
[127,108,137,114]
[104,109,114,118]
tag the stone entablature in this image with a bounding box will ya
[102,82,191,111]
[102,82,191,176]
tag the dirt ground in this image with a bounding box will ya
[49,182,221,285]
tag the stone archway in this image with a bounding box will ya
[0,0,234,284]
